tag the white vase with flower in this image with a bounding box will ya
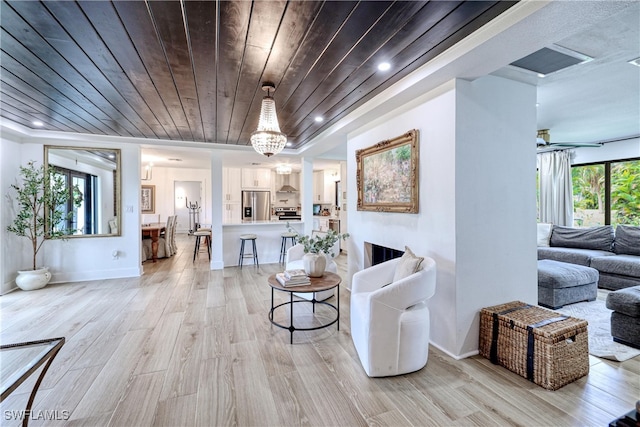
[287,223,349,277]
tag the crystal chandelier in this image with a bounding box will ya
[251,82,287,157]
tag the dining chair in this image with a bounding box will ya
[142,215,176,260]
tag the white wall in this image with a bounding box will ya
[141,165,212,233]
[2,139,142,292]
[339,160,348,253]
[454,76,538,356]
[572,137,640,164]
[347,75,537,358]
[1,135,27,294]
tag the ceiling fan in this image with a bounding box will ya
[536,129,603,150]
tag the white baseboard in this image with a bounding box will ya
[1,282,18,295]
[210,260,224,270]
[50,267,142,284]
[429,341,480,360]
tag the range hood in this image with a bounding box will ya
[278,184,298,192]
[277,174,298,192]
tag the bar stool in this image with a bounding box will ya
[238,234,258,268]
[193,228,211,262]
[279,232,297,264]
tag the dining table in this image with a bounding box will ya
[141,222,166,262]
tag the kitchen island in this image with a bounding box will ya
[222,220,304,266]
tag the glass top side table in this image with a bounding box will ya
[1,337,65,426]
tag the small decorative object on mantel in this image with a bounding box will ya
[6,161,82,290]
[356,129,419,213]
[287,223,349,277]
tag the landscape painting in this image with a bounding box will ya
[356,129,419,213]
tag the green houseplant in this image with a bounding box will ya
[295,229,349,257]
[6,161,81,290]
[287,223,349,277]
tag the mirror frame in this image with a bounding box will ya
[44,146,121,238]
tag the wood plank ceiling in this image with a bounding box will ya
[1,1,515,150]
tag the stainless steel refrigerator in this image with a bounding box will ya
[241,190,271,221]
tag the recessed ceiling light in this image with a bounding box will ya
[629,57,640,67]
[314,116,323,122]
[286,142,292,147]
[378,62,391,71]
[32,121,43,127]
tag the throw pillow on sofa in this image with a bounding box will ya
[549,225,614,251]
[537,223,552,247]
[614,225,640,256]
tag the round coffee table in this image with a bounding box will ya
[267,272,341,344]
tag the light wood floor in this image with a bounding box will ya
[1,234,638,426]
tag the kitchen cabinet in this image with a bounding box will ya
[270,171,277,203]
[313,170,336,204]
[314,217,329,232]
[223,167,242,223]
[324,177,336,205]
[313,171,324,202]
[223,167,241,203]
[223,203,241,224]
[242,168,271,189]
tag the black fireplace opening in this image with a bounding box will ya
[370,243,404,266]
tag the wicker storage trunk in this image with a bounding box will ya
[479,301,589,390]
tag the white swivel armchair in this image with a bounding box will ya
[350,255,436,377]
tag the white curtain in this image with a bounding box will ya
[538,150,573,226]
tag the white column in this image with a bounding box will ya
[300,157,314,236]
[450,75,538,356]
[210,155,224,270]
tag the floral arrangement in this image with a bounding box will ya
[287,223,349,257]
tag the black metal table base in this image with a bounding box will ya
[1,337,65,427]
[268,287,340,344]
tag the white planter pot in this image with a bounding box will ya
[303,253,326,278]
[15,267,51,291]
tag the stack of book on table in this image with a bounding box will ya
[276,269,310,287]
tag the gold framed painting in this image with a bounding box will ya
[356,129,419,213]
[141,185,155,214]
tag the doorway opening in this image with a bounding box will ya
[174,181,201,233]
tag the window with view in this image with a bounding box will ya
[53,167,98,235]
[571,158,640,227]
[611,159,640,226]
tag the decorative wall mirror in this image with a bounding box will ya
[44,146,121,237]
